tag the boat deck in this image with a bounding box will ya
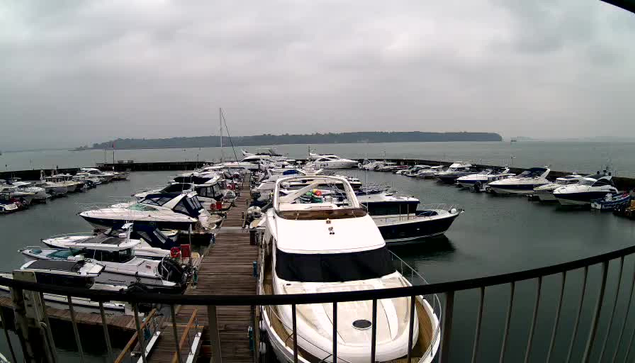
[148,181,259,363]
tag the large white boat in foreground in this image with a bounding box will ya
[258,175,440,363]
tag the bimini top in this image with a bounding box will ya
[273,175,361,213]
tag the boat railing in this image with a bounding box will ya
[114,309,162,363]
[4,243,635,362]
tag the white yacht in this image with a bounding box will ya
[79,192,215,232]
[0,183,36,205]
[532,174,584,202]
[310,155,358,169]
[416,166,445,179]
[553,174,618,206]
[20,239,188,292]
[34,171,68,197]
[45,173,84,193]
[435,162,475,184]
[488,167,551,195]
[358,160,385,171]
[259,175,440,363]
[136,173,227,210]
[11,181,49,202]
[80,167,116,183]
[456,168,514,189]
[402,165,431,177]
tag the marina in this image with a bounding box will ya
[1,151,635,362]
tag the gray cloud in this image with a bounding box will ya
[1,0,634,150]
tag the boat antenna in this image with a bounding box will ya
[220,108,239,162]
[219,108,224,163]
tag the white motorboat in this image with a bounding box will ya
[435,162,475,184]
[11,181,49,202]
[402,165,431,177]
[532,174,584,202]
[17,259,104,288]
[456,168,514,189]
[259,175,440,363]
[34,171,68,197]
[20,239,188,292]
[0,183,36,205]
[310,154,358,169]
[358,160,385,171]
[42,223,178,260]
[136,173,227,210]
[73,172,102,187]
[80,167,116,183]
[553,173,618,206]
[79,192,215,232]
[45,173,84,193]
[416,166,445,179]
[488,167,551,195]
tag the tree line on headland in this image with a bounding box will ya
[79,131,502,150]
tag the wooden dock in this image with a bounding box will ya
[148,182,259,363]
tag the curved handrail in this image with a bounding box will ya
[1,244,634,306]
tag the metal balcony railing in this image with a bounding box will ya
[1,244,635,362]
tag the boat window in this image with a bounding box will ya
[92,248,134,263]
[129,204,158,212]
[141,195,174,206]
[580,179,596,186]
[275,247,396,282]
[593,179,613,187]
[173,199,190,215]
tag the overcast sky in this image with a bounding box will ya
[1,0,634,150]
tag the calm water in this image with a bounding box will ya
[3,141,635,176]
[1,169,635,361]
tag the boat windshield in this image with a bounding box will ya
[88,248,135,263]
[579,179,596,186]
[141,195,175,206]
[275,247,396,282]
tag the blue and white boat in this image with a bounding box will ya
[488,167,551,195]
[554,174,618,206]
[532,174,584,202]
[591,192,632,211]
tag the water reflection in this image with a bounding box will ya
[389,235,456,260]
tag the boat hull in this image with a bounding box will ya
[555,191,613,206]
[81,215,195,231]
[489,183,546,195]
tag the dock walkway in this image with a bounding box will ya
[148,182,258,363]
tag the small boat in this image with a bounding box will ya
[259,175,440,363]
[488,167,551,195]
[0,198,20,214]
[456,168,514,189]
[310,154,358,169]
[358,160,385,171]
[11,181,49,202]
[79,168,116,183]
[416,165,445,179]
[0,183,36,205]
[21,239,188,293]
[18,259,104,288]
[532,174,584,202]
[402,165,431,177]
[42,223,178,260]
[0,261,129,314]
[435,162,476,184]
[591,192,632,211]
[554,173,618,206]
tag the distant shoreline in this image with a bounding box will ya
[77,131,503,151]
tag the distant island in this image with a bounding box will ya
[78,131,502,150]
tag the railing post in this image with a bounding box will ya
[171,305,183,363]
[133,303,148,363]
[598,256,624,362]
[566,266,589,363]
[0,305,18,363]
[499,282,515,363]
[67,296,85,363]
[332,302,337,363]
[371,299,378,363]
[292,304,298,363]
[208,305,223,363]
[471,287,485,363]
[439,291,454,363]
[407,295,416,363]
[98,302,114,362]
[523,277,542,363]
[612,258,635,363]
[546,272,566,363]
[581,261,609,363]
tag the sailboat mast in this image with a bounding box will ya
[219,108,224,163]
